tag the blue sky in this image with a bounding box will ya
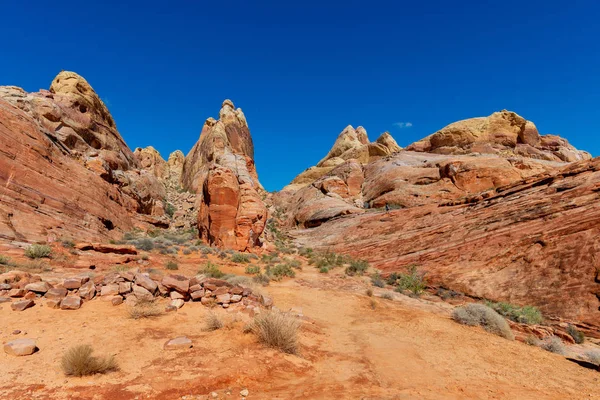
[2,0,599,191]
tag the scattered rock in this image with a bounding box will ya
[162,275,190,294]
[24,281,51,294]
[45,288,68,300]
[240,389,249,397]
[111,296,123,306]
[11,299,34,311]
[46,298,61,309]
[3,338,37,356]
[134,273,158,293]
[78,281,96,300]
[7,289,25,298]
[170,299,184,309]
[60,296,82,310]
[163,336,193,350]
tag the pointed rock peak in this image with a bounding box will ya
[355,126,369,144]
[375,132,402,153]
[222,99,235,109]
[168,150,184,165]
[205,117,218,127]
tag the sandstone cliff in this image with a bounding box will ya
[0,71,166,217]
[182,100,267,250]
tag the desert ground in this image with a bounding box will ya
[1,258,599,400]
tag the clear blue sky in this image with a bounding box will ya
[2,0,599,191]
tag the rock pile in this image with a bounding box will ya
[0,270,269,314]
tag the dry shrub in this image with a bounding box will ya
[380,292,394,300]
[585,349,600,365]
[204,312,224,332]
[451,303,514,340]
[61,345,118,377]
[127,299,162,319]
[539,336,565,355]
[366,288,373,297]
[251,310,300,354]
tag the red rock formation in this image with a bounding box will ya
[0,98,163,243]
[0,72,166,217]
[182,100,266,250]
[292,158,600,330]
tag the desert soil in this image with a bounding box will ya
[1,267,598,400]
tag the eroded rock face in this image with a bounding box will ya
[293,158,600,330]
[0,71,166,236]
[406,110,591,162]
[0,97,166,243]
[182,100,267,250]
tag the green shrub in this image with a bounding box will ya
[61,345,118,377]
[165,261,178,270]
[200,261,224,278]
[134,238,154,251]
[287,259,302,269]
[270,264,295,280]
[182,249,192,255]
[319,266,329,274]
[245,265,261,275]
[298,247,313,257]
[231,253,251,263]
[394,265,427,296]
[164,202,176,218]
[371,273,385,288]
[451,303,514,340]
[25,244,52,259]
[485,301,543,325]
[566,324,585,344]
[345,259,369,276]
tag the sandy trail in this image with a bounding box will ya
[0,268,598,399]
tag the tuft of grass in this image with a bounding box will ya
[25,244,52,259]
[393,265,427,296]
[141,254,149,261]
[369,299,377,309]
[203,312,224,331]
[127,299,162,319]
[525,335,540,346]
[539,336,565,354]
[61,240,75,249]
[253,273,271,286]
[381,292,394,300]
[366,288,373,297]
[164,202,176,218]
[200,261,224,278]
[485,301,543,325]
[566,324,585,344]
[165,260,178,271]
[231,253,251,263]
[245,265,261,275]
[451,303,514,340]
[251,311,300,354]
[345,259,369,276]
[319,266,329,274]
[61,345,118,377]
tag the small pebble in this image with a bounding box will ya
[240,389,249,397]
[12,330,21,335]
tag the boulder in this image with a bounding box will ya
[78,281,96,300]
[60,296,82,310]
[8,289,25,298]
[162,275,190,294]
[44,288,68,300]
[24,281,51,294]
[3,338,37,356]
[11,299,34,311]
[134,273,158,293]
[101,284,120,297]
[190,290,205,301]
[111,296,123,306]
[216,293,231,304]
[132,285,154,301]
[46,298,61,309]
